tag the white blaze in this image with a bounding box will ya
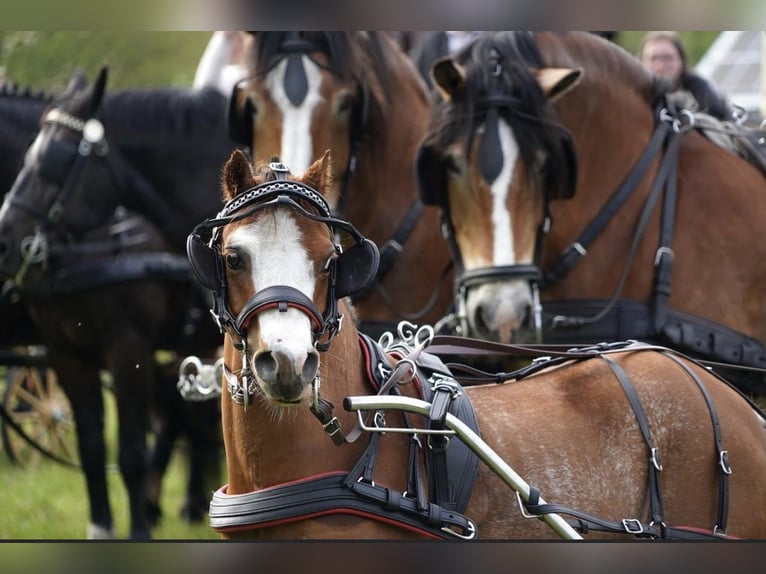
[266,56,324,176]
[489,120,519,267]
[228,211,315,356]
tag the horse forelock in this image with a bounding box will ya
[252,32,420,170]
[426,32,562,193]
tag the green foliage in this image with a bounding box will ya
[0,31,212,92]
[0,387,220,539]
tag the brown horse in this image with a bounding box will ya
[415,32,766,393]
[228,31,452,339]
[187,149,766,539]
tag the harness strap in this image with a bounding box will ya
[524,486,732,540]
[209,471,476,539]
[373,199,424,284]
[601,355,665,527]
[426,373,462,508]
[661,352,731,535]
[650,133,681,334]
[542,116,672,289]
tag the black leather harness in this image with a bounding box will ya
[210,333,481,539]
[424,336,750,540]
[209,333,756,539]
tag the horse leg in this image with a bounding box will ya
[108,343,153,539]
[144,364,184,527]
[51,355,113,538]
[180,398,222,523]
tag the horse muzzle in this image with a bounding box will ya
[457,265,542,344]
[252,344,320,404]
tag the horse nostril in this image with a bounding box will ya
[472,303,493,337]
[253,351,278,383]
[301,350,319,384]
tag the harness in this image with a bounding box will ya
[424,336,747,540]
[210,328,481,540]
[427,89,766,388]
[538,102,766,390]
[226,33,451,340]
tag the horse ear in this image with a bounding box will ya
[222,149,256,201]
[88,67,108,113]
[432,57,466,100]
[64,70,88,97]
[302,150,334,194]
[533,67,583,102]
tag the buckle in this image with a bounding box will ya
[622,518,644,534]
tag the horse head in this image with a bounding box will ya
[0,66,120,287]
[188,149,379,407]
[416,32,583,343]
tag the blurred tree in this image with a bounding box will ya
[0,31,211,92]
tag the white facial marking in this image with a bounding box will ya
[229,210,315,355]
[0,133,46,220]
[489,120,519,267]
[267,56,324,176]
[463,120,534,341]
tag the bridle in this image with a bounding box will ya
[231,33,439,326]
[187,162,379,407]
[7,108,111,286]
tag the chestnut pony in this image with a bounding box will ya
[228,31,452,339]
[188,149,766,539]
[416,32,766,393]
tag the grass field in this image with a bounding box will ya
[0,382,221,540]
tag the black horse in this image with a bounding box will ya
[0,71,233,538]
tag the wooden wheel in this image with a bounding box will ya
[1,366,79,467]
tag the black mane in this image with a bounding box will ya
[102,86,227,142]
[424,31,575,199]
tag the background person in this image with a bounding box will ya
[638,30,731,120]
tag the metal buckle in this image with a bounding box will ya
[654,246,674,266]
[651,447,663,471]
[429,373,462,399]
[622,518,644,534]
[441,519,478,540]
[322,417,342,438]
[719,450,732,475]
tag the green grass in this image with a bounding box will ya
[0,31,212,91]
[0,387,221,540]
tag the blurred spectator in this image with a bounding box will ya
[638,31,731,120]
[409,31,481,90]
[193,31,249,96]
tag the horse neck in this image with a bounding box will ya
[101,90,232,248]
[222,301,371,492]
[543,65,659,293]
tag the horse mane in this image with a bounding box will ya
[536,32,658,103]
[424,31,569,195]
[0,82,53,103]
[98,86,226,142]
[250,31,415,153]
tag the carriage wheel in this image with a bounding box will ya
[1,366,79,467]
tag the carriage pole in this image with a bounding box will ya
[344,395,583,540]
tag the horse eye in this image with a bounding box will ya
[335,92,353,115]
[225,252,244,271]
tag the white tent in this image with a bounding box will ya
[695,31,764,123]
